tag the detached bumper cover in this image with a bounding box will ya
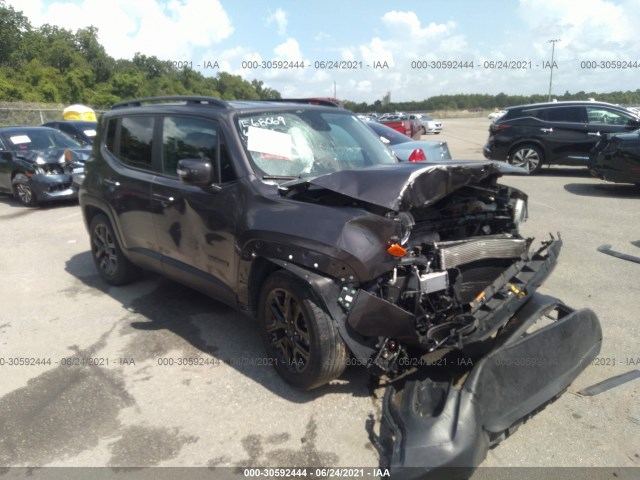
[380,294,602,480]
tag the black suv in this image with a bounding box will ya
[79,96,601,473]
[483,101,640,173]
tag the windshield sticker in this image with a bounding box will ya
[247,126,292,159]
[83,129,97,136]
[9,135,31,145]
[380,136,390,144]
[239,116,286,136]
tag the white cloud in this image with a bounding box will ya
[381,11,454,38]
[6,0,233,60]
[266,8,287,36]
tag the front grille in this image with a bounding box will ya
[49,182,72,192]
[434,234,527,269]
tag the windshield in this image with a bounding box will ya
[236,109,397,179]
[0,128,81,152]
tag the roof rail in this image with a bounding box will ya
[268,98,343,108]
[112,96,230,109]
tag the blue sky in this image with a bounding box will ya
[8,0,640,103]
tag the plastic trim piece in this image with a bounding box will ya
[380,293,602,480]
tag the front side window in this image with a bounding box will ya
[236,110,396,180]
[161,116,235,182]
[587,107,635,126]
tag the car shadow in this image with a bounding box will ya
[563,182,640,199]
[64,251,374,404]
[536,166,592,178]
[0,193,78,213]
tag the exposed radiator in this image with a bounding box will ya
[434,235,528,269]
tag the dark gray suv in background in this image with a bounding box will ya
[484,100,640,173]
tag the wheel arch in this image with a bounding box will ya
[247,257,337,317]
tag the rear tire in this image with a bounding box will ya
[258,270,348,390]
[12,173,38,206]
[89,214,139,286]
[508,144,544,174]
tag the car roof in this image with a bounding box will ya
[507,100,626,111]
[110,96,343,114]
[0,126,59,133]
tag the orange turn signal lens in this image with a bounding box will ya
[387,243,407,257]
[64,149,72,162]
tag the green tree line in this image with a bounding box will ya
[0,1,281,108]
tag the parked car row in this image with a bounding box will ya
[483,100,640,182]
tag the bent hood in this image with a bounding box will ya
[280,161,503,211]
[15,148,92,164]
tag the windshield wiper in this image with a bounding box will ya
[262,175,301,180]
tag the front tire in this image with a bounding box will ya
[12,173,38,206]
[508,144,544,174]
[258,271,348,390]
[89,214,139,285]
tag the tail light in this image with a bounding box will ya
[491,124,511,133]
[408,149,426,162]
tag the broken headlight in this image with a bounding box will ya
[386,211,415,245]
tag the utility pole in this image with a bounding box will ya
[547,39,560,102]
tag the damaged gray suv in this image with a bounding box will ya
[79,96,601,477]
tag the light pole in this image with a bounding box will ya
[547,39,560,101]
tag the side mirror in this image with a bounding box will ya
[627,118,640,128]
[176,158,213,185]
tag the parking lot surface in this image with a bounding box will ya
[0,117,638,475]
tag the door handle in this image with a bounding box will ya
[540,128,553,133]
[152,193,176,207]
[103,178,120,187]
[587,132,602,136]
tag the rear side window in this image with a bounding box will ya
[119,116,154,168]
[545,107,585,123]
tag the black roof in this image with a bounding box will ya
[111,96,342,112]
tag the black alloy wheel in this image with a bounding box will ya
[259,271,348,390]
[89,214,139,285]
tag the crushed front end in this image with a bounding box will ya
[305,163,601,478]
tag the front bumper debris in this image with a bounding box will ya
[379,293,602,480]
[346,237,562,352]
[30,173,77,201]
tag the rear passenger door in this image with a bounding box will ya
[541,106,591,164]
[98,115,159,270]
[151,115,240,305]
